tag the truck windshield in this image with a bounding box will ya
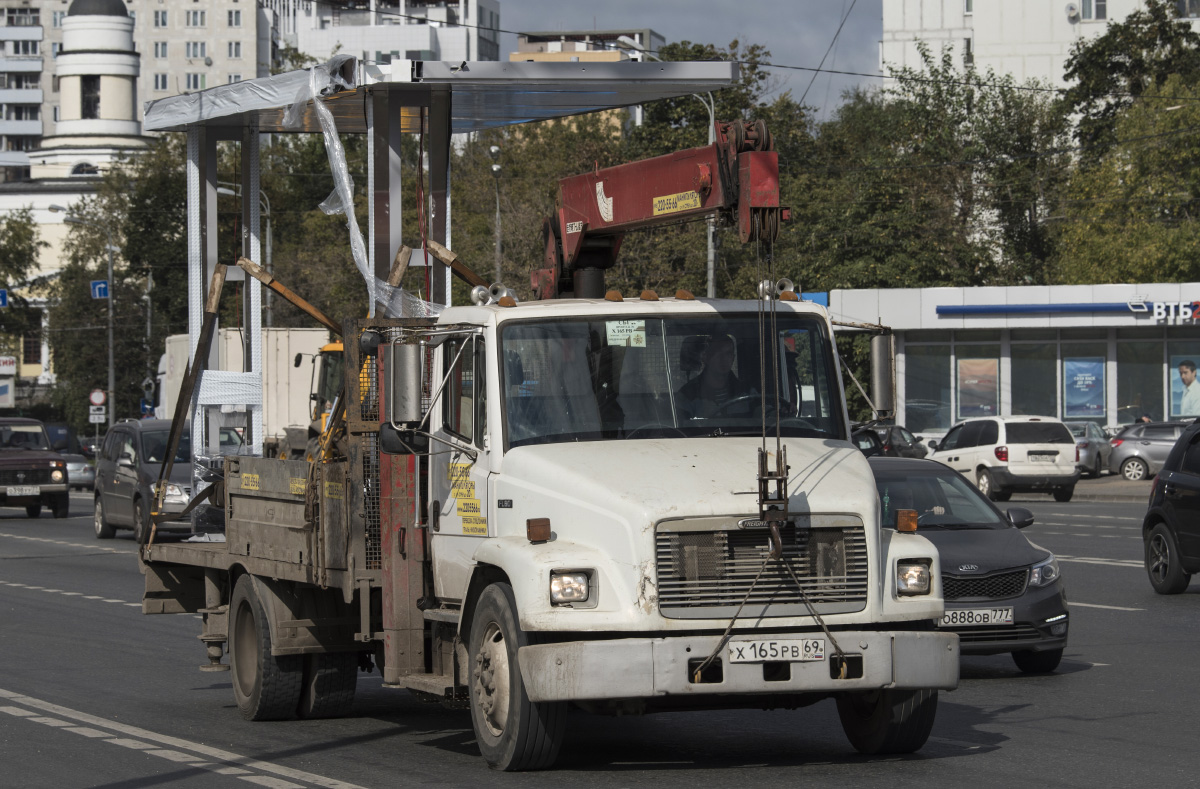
[501,314,844,448]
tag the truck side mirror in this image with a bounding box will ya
[382,342,424,425]
[293,353,303,368]
[380,423,429,455]
[870,333,895,420]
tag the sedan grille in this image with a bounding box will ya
[944,569,1028,601]
[655,520,869,619]
[0,469,53,485]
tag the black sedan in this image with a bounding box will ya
[870,456,1070,673]
[1143,419,1200,594]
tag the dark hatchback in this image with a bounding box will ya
[870,457,1070,673]
[1143,420,1200,594]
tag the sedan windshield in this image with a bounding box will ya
[0,424,49,450]
[874,468,1008,530]
[501,314,843,449]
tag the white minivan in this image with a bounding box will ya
[928,416,1081,502]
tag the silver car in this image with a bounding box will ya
[1065,421,1112,478]
[63,453,95,490]
[1109,422,1189,481]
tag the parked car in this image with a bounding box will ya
[1065,421,1113,478]
[93,419,219,543]
[928,416,1080,502]
[851,426,884,457]
[1142,420,1200,594]
[0,418,70,518]
[870,456,1069,673]
[62,454,95,491]
[872,424,929,458]
[1109,421,1190,481]
[79,436,103,459]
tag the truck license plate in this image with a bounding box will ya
[728,638,825,663]
[6,486,39,497]
[940,608,1013,627]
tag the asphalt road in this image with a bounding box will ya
[2,490,1199,787]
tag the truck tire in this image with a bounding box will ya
[52,493,70,519]
[296,652,357,719]
[836,687,938,754]
[229,575,303,721]
[94,498,115,539]
[468,583,566,771]
[25,504,41,518]
[133,498,151,545]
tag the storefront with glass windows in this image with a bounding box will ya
[828,283,1200,437]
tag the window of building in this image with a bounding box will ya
[1178,0,1200,18]
[228,9,242,26]
[964,0,973,14]
[1011,343,1057,417]
[956,345,1001,421]
[13,40,40,56]
[228,74,242,83]
[963,38,973,66]
[129,10,136,25]
[154,41,168,58]
[186,73,205,91]
[71,163,98,175]
[1117,341,1164,424]
[228,40,241,58]
[186,41,207,58]
[186,10,205,27]
[154,73,168,90]
[905,344,952,433]
[154,10,168,27]
[52,76,60,92]
[7,105,40,121]
[1168,341,1200,419]
[22,323,41,365]
[81,75,100,119]
[52,106,59,122]
[1082,0,1106,19]
[51,42,62,59]
[52,10,66,27]
[5,8,39,26]
[1062,343,1107,420]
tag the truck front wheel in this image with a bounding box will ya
[468,583,565,771]
[836,687,938,754]
[229,575,303,721]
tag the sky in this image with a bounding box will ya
[498,0,885,120]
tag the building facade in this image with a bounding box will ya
[881,0,1200,85]
[831,283,1200,436]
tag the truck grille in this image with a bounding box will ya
[654,520,869,619]
[0,469,52,485]
[944,569,1028,601]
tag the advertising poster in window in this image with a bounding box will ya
[1170,353,1200,418]
[957,358,999,420]
[1064,357,1105,418]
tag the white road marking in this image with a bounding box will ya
[125,602,141,607]
[0,687,367,789]
[29,716,73,727]
[0,706,35,717]
[1057,555,1143,568]
[1071,602,1144,611]
[63,726,110,738]
[0,533,125,553]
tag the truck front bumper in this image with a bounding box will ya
[518,630,959,703]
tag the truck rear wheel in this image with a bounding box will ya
[836,687,938,754]
[468,583,565,771]
[296,652,357,719]
[229,575,303,721]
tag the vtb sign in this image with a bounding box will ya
[1127,299,1200,324]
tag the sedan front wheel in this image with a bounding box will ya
[1146,523,1191,595]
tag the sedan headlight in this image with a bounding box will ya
[161,483,187,502]
[897,560,931,596]
[550,572,589,604]
[51,469,65,482]
[1029,555,1060,587]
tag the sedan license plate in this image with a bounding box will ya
[1029,454,1055,463]
[5,485,39,497]
[940,608,1013,627]
[728,638,825,663]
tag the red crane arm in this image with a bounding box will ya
[532,119,788,299]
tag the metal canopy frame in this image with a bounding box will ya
[162,57,736,467]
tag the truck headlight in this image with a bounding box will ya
[897,560,931,596]
[550,572,589,604]
[51,469,65,483]
[1029,555,1060,587]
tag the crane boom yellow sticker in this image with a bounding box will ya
[289,477,306,495]
[324,481,343,500]
[241,473,259,491]
[652,190,701,216]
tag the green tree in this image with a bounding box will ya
[1062,0,1200,152]
[1056,75,1200,285]
[0,207,47,358]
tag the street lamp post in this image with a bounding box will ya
[618,36,717,297]
[488,145,502,284]
[50,204,114,427]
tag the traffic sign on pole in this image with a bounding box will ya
[89,405,106,416]
[89,389,106,406]
[88,414,106,424]
[90,280,109,299]
[0,289,7,308]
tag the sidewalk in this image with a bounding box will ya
[1012,473,1151,504]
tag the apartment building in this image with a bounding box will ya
[0,3,44,179]
[881,0,1200,86]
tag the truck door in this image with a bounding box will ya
[429,335,490,603]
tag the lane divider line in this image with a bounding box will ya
[0,687,368,789]
[1070,602,1144,611]
[0,533,126,554]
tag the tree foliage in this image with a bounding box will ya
[0,207,47,354]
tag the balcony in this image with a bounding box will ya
[0,88,42,103]
[0,119,42,135]
[0,56,43,72]
[0,25,43,42]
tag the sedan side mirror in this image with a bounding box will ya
[1007,507,1035,529]
[119,452,135,467]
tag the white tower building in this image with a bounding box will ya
[29,0,147,179]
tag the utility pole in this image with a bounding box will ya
[489,144,502,283]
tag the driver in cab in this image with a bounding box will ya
[676,334,757,419]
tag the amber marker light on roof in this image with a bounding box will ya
[896,509,918,532]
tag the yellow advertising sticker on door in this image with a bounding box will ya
[652,190,701,216]
[462,515,488,536]
[457,498,482,516]
[241,473,259,491]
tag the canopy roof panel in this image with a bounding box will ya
[143,59,739,134]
